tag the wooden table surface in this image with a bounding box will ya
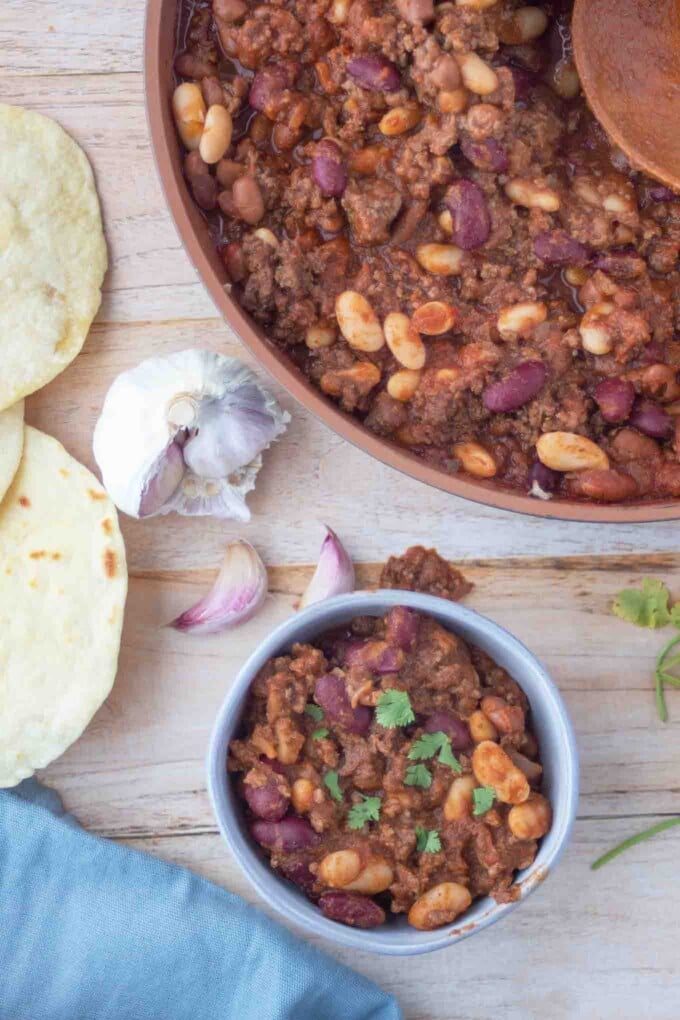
[4,3,680,1017]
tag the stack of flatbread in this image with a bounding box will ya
[0,105,127,786]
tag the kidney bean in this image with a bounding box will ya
[482,360,547,413]
[250,817,320,852]
[528,459,561,492]
[641,341,667,365]
[249,63,298,114]
[649,184,676,202]
[424,711,472,752]
[314,673,372,734]
[232,176,265,224]
[445,180,490,250]
[593,377,636,423]
[629,399,674,439]
[533,229,588,266]
[592,246,645,278]
[385,606,419,651]
[396,0,434,22]
[187,173,218,211]
[220,240,246,282]
[280,859,317,894]
[344,640,404,675]
[175,52,216,80]
[346,55,401,92]
[244,770,289,821]
[312,139,348,197]
[259,755,286,775]
[319,891,386,928]
[507,64,535,102]
[460,137,509,173]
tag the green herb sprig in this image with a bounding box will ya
[323,770,343,803]
[472,786,495,816]
[408,731,462,773]
[612,577,680,721]
[347,795,381,831]
[376,689,415,728]
[415,827,441,853]
[404,763,432,788]
[592,817,680,870]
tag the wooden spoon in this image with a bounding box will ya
[572,0,680,191]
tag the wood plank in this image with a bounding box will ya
[120,816,680,1020]
[41,559,680,835]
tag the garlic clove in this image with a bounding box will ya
[299,526,355,610]
[93,350,290,520]
[171,539,268,634]
[139,442,185,517]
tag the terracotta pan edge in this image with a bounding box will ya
[144,0,680,525]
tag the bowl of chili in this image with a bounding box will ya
[207,590,579,955]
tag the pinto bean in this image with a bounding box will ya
[346,55,401,92]
[443,775,476,821]
[424,711,473,751]
[508,793,552,840]
[250,817,321,852]
[482,360,547,413]
[505,747,543,785]
[445,180,491,250]
[314,673,372,734]
[319,891,386,928]
[216,158,245,188]
[629,399,674,439]
[593,378,636,423]
[567,468,638,502]
[472,741,530,805]
[187,170,218,211]
[214,0,247,21]
[221,240,245,282]
[312,138,348,197]
[231,176,265,224]
[408,882,472,930]
[430,54,462,90]
[480,695,524,735]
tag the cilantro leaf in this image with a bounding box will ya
[347,795,381,831]
[613,578,671,629]
[323,770,343,802]
[312,727,329,740]
[305,703,324,722]
[472,785,495,816]
[415,826,442,853]
[408,731,462,773]
[404,763,432,789]
[376,689,415,728]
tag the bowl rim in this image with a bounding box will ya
[206,590,580,956]
[144,0,680,525]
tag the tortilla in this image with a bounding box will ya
[0,401,24,503]
[0,105,107,412]
[0,427,127,786]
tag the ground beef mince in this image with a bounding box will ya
[174,0,680,505]
[228,607,551,930]
[380,544,473,601]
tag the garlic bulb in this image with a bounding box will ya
[93,350,290,519]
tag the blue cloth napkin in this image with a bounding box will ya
[0,780,402,1020]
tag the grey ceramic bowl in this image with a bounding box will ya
[207,590,579,956]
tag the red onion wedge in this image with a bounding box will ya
[171,539,267,634]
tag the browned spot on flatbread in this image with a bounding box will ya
[52,553,62,561]
[29,551,46,560]
[18,496,30,507]
[104,549,117,578]
[59,468,70,478]
[88,489,106,502]
[101,519,113,536]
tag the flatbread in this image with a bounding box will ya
[0,105,107,412]
[0,427,127,786]
[0,401,24,503]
